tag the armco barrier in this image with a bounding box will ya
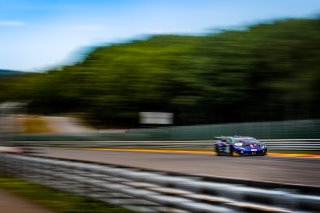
[8,139,320,151]
[1,153,319,212]
[260,139,320,151]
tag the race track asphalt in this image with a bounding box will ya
[32,147,320,187]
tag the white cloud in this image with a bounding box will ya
[0,20,25,26]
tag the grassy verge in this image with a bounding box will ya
[0,173,136,213]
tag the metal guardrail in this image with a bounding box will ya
[1,153,319,212]
[8,139,320,151]
[260,139,320,151]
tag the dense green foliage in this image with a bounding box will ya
[0,69,25,76]
[1,18,319,127]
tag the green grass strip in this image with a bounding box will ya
[0,173,136,213]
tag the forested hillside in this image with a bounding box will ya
[1,18,319,127]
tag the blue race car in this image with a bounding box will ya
[215,136,267,156]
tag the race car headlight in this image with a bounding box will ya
[260,144,266,149]
[234,142,243,147]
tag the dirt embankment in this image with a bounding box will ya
[0,189,54,213]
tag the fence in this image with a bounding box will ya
[7,119,320,142]
[7,139,320,151]
[1,153,319,213]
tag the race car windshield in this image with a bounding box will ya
[235,138,258,143]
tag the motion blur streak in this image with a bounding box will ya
[1,18,320,128]
[83,147,320,158]
[31,147,320,187]
[2,154,319,213]
[1,2,320,212]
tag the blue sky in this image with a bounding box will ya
[1,0,319,71]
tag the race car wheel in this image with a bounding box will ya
[261,151,267,156]
[229,146,234,156]
[215,145,221,156]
